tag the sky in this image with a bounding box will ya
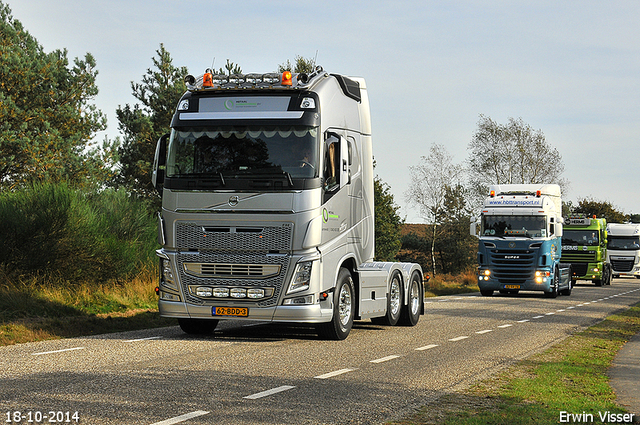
[7,0,640,223]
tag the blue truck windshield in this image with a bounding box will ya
[482,215,547,238]
[166,126,319,179]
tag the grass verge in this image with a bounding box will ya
[390,303,640,425]
[0,267,175,346]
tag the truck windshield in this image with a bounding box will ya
[166,126,319,179]
[563,230,599,246]
[482,215,547,238]
[608,236,640,250]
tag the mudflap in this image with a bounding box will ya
[558,263,572,290]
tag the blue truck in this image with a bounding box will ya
[470,184,572,297]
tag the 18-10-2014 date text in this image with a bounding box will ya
[5,411,79,423]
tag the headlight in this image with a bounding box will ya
[288,261,312,294]
[160,258,178,291]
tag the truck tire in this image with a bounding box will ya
[371,270,403,326]
[560,279,572,296]
[178,318,219,335]
[399,271,422,326]
[317,268,355,340]
[480,289,493,296]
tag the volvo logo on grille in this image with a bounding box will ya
[228,196,239,207]
[508,242,516,248]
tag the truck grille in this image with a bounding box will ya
[177,252,289,307]
[183,263,281,278]
[488,249,536,284]
[176,222,293,252]
[560,251,596,262]
[611,259,634,272]
[569,263,588,277]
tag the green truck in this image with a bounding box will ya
[560,215,611,286]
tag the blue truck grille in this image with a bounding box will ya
[488,249,536,284]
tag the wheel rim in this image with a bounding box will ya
[390,276,401,316]
[409,279,420,315]
[338,282,352,327]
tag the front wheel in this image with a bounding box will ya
[317,268,355,340]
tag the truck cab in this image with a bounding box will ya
[607,223,640,279]
[561,215,611,286]
[152,67,423,340]
[471,184,572,297]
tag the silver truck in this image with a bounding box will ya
[151,67,424,340]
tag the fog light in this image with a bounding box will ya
[195,286,213,297]
[283,295,314,305]
[247,288,265,299]
[159,291,181,302]
[230,288,247,298]
[213,288,229,298]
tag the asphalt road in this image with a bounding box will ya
[2,278,639,425]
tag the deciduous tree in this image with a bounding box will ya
[466,115,568,200]
[406,143,464,276]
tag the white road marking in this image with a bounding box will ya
[545,312,555,316]
[370,355,401,364]
[150,410,209,425]
[449,336,468,342]
[567,306,575,309]
[314,368,356,379]
[497,324,513,328]
[517,319,530,323]
[476,329,493,334]
[124,336,162,343]
[415,344,439,351]
[32,347,85,356]
[557,309,565,312]
[532,315,544,319]
[244,385,296,400]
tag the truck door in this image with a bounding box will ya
[321,133,351,247]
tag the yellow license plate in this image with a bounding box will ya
[505,285,520,289]
[212,307,249,317]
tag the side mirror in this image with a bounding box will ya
[470,220,480,238]
[152,134,169,194]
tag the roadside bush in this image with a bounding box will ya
[0,183,158,284]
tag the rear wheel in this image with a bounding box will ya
[178,318,219,335]
[399,271,422,326]
[317,268,355,340]
[371,271,403,326]
[560,279,572,296]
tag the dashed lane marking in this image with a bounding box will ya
[370,355,401,364]
[314,368,357,379]
[244,385,296,400]
[149,410,209,425]
[32,347,85,356]
[415,344,439,351]
[449,336,469,342]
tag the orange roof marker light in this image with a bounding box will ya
[282,71,293,86]
[489,190,496,197]
[536,190,542,197]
